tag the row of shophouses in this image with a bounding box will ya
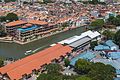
[3,15,90,42]
[3,9,116,43]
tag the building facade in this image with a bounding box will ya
[5,20,59,42]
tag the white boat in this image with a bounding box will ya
[50,44,56,47]
[26,50,32,53]
[25,50,32,55]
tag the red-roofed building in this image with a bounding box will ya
[4,20,59,42]
[4,20,27,35]
[0,44,73,80]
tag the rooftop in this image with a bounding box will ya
[69,36,91,48]
[105,40,118,47]
[6,20,48,27]
[0,44,73,80]
[6,20,27,27]
[18,25,38,32]
[108,52,120,59]
[28,20,48,25]
[58,30,101,45]
[70,51,96,66]
[94,45,110,51]
[93,59,120,70]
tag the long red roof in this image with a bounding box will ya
[6,20,48,27]
[0,44,73,80]
[6,20,27,27]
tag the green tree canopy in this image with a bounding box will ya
[90,41,98,50]
[0,16,6,22]
[88,0,99,4]
[37,73,62,80]
[6,13,18,22]
[107,15,120,26]
[102,30,115,40]
[90,19,104,30]
[76,76,92,80]
[45,63,62,74]
[43,0,53,4]
[64,58,70,67]
[0,58,4,67]
[37,64,79,80]
[88,62,115,80]
[114,30,120,46]
[4,0,16,2]
[37,73,79,80]
[0,30,7,37]
[75,59,91,74]
[81,0,106,5]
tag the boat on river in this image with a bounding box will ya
[25,50,32,55]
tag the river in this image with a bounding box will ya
[0,27,85,59]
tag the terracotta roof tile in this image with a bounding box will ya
[0,44,73,80]
[28,20,48,25]
[6,20,27,27]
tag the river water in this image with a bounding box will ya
[0,27,85,59]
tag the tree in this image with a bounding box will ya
[82,0,106,5]
[0,31,7,37]
[45,63,62,74]
[90,41,98,50]
[37,73,63,80]
[38,63,88,80]
[75,59,91,74]
[0,59,4,67]
[6,13,18,22]
[4,0,16,2]
[64,58,70,67]
[114,30,120,46]
[88,62,115,80]
[76,76,92,80]
[102,30,115,40]
[37,73,47,80]
[37,73,79,80]
[43,0,53,4]
[62,22,69,28]
[107,15,120,26]
[0,16,6,22]
[88,0,99,5]
[90,19,104,30]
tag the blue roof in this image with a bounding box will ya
[105,40,117,47]
[114,78,120,80]
[93,59,120,70]
[94,45,110,51]
[108,52,120,59]
[70,51,96,66]
[18,25,38,32]
[116,70,120,75]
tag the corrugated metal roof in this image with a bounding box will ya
[69,36,91,48]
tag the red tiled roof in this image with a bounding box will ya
[25,23,32,27]
[0,44,73,80]
[0,44,62,74]
[5,20,48,27]
[57,17,72,24]
[28,20,48,25]
[6,20,27,27]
